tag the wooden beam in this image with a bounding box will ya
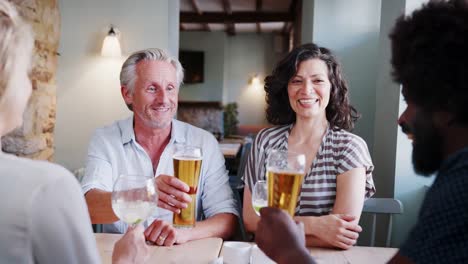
[256,0,262,10]
[180,23,186,31]
[289,0,299,14]
[273,0,300,37]
[190,0,210,31]
[256,0,262,34]
[180,12,293,23]
[292,0,302,49]
[221,0,235,36]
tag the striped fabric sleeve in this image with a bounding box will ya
[336,134,376,198]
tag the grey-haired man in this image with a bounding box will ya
[81,48,238,246]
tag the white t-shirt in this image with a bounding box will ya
[0,152,100,264]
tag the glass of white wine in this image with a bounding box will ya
[252,180,268,216]
[111,174,158,226]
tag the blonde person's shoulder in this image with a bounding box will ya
[1,153,78,188]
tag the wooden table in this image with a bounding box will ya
[95,233,222,264]
[310,246,398,264]
[219,142,242,158]
[96,233,397,264]
[219,242,398,264]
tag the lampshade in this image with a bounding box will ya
[101,26,121,57]
[251,75,261,86]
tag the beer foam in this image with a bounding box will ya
[266,168,304,175]
[173,155,203,161]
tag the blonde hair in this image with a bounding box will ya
[0,0,34,100]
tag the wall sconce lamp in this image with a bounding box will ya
[250,74,261,86]
[101,25,121,57]
[249,74,262,88]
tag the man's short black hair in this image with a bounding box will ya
[390,0,468,125]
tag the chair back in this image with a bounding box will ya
[362,198,403,247]
[228,136,253,241]
[236,138,253,180]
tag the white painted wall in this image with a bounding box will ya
[168,0,180,58]
[302,0,382,153]
[55,0,178,170]
[224,34,278,125]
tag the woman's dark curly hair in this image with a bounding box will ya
[264,43,359,131]
[390,0,468,125]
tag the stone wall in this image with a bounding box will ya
[1,0,59,161]
[177,101,224,140]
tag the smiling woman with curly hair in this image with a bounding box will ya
[264,44,359,130]
[242,43,375,249]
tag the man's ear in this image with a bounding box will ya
[121,86,133,105]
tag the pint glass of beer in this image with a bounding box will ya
[266,150,305,216]
[172,144,203,229]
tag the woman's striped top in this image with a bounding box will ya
[242,124,375,216]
